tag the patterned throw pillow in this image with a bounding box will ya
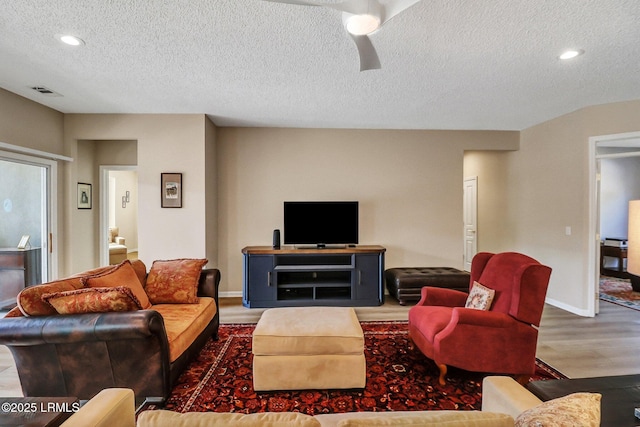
[17,277,85,316]
[42,287,143,314]
[144,259,208,304]
[82,260,152,309]
[514,392,601,427]
[465,281,495,310]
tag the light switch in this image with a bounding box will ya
[565,226,572,236]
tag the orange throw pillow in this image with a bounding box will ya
[130,259,148,287]
[17,277,84,316]
[145,259,207,304]
[42,287,143,314]
[82,260,151,309]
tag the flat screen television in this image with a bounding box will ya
[284,201,359,247]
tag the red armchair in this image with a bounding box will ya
[408,252,552,385]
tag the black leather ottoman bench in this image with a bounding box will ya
[384,267,470,305]
[527,374,640,427]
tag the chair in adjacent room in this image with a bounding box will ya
[408,252,552,385]
[108,227,128,265]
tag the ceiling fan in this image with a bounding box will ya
[262,0,423,71]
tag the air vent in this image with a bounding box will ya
[30,86,62,97]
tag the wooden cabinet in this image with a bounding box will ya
[0,248,42,309]
[600,244,629,279]
[242,245,385,308]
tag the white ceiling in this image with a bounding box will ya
[1,0,639,130]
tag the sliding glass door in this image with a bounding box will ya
[0,151,56,304]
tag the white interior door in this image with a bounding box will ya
[463,177,478,271]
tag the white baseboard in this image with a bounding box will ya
[545,297,593,317]
[219,291,243,298]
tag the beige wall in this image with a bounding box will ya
[4,85,640,315]
[463,150,512,253]
[205,119,218,269]
[75,140,98,268]
[63,114,216,275]
[217,128,518,294]
[508,100,640,315]
[0,89,64,154]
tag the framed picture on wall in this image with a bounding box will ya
[77,182,92,209]
[17,235,30,249]
[161,173,182,208]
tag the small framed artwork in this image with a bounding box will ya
[17,235,30,249]
[77,182,92,209]
[161,173,182,208]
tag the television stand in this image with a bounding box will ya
[242,245,385,308]
[296,244,347,249]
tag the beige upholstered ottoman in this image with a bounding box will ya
[252,307,366,391]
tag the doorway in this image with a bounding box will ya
[0,150,58,295]
[100,166,138,266]
[463,177,478,271]
[589,131,640,315]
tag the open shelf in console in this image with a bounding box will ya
[276,270,351,286]
[276,270,352,301]
[274,254,353,267]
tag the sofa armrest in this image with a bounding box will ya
[61,388,135,427]
[0,310,166,346]
[0,310,171,401]
[197,268,220,300]
[115,236,125,245]
[482,376,542,418]
[416,286,468,307]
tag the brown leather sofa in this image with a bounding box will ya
[0,268,220,406]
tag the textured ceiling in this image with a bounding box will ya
[0,0,639,130]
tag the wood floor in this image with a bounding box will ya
[1,298,639,397]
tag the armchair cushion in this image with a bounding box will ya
[42,287,143,314]
[82,260,151,309]
[108,227,119,243]
[145,258,208,304]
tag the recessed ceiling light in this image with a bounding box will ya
[559,49,584,60]
[59,35,85,46]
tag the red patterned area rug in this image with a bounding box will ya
[161,321,564,415]
[600,276,640,311]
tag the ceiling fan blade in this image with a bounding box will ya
[261,0,324,7]
[330,0,374,14]
[380,0,422,25]
[349,34,381,71]
[262,0,372,15]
